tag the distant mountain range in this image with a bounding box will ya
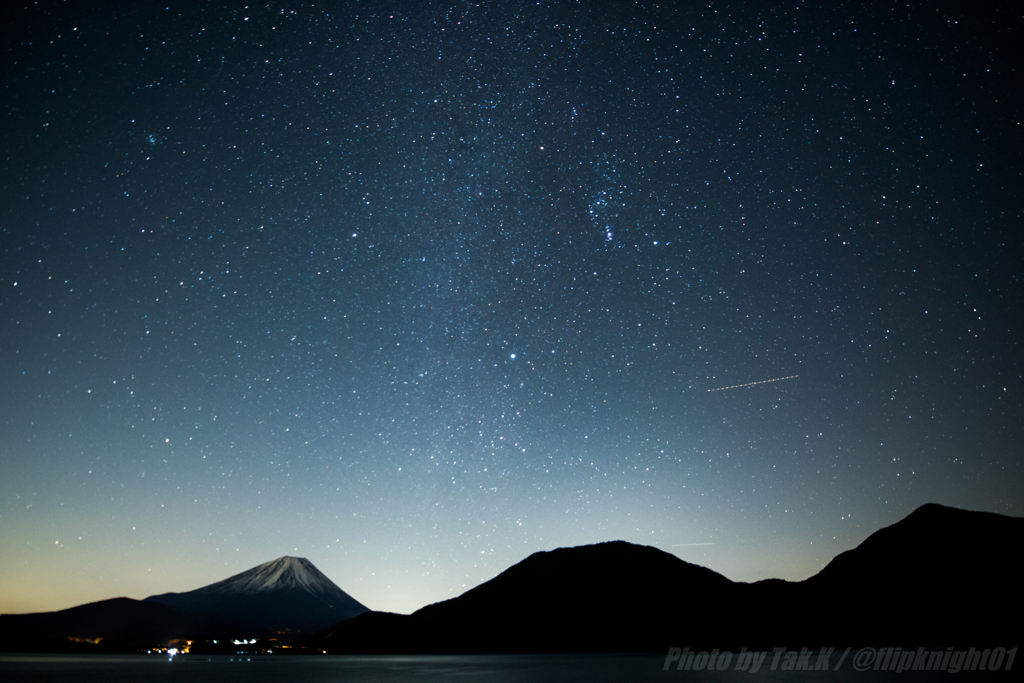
[315,503,1022,653]
[0,556,368,651]
[2,504,1020,653]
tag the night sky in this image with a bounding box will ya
[2,1,1022,617]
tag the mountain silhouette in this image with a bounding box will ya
[792,503,1022,644]
[3,504,1019,653]
[314,503,1022,653]
[0,597,184,652]
[404,540,737,652]
[315,541,745,653]
[145,556,369,637]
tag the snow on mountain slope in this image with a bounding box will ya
[144,556,369,635]
[193,556,346,602]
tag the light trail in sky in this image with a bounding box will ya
[707,375,799,392]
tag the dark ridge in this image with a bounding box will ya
[4,504,1020,653]
[0,597,184,652]
[312,504,1022,653]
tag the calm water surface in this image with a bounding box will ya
[0,653,692,683]
[1,652,1008,681]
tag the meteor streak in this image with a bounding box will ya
[708,375,798,392]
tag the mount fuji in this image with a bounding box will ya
[145,556,368,637]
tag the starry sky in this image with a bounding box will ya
[2,1,1022,617]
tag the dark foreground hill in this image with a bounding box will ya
[0,597,184,653]
[796,503,1022,644]
[312,503,1022,653]
[317,540,741,653]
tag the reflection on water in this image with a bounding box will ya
[0,652,819,683]
[2,651,1009,682]
[3,653,677,683]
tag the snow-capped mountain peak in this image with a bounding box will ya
[196,556,344,600]
[143,556,369,635]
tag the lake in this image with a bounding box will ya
[0,653,706,682]
[0,651,1013,681]
[0,652,820,682]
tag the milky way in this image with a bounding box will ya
[2,1,1021,615]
